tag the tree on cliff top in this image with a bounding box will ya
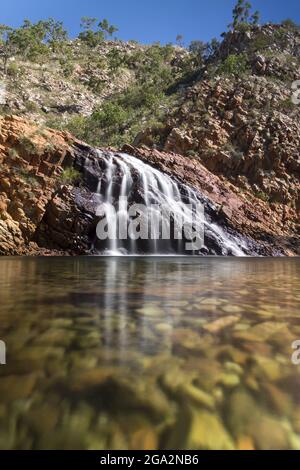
[79,17,118,46]
[228,0,260,30]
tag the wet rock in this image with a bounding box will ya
[0,374,38,403]
[137,305,165,317]
[237,436,255,450]
[252,355,282,381]
[226,388,260,438]
[262,383,293,416]
[167,406,235,450]
[26,403,60,434]
[233,321,287,342]
[178,383,215,410]
[251,416,289,450]
[218,373,240,389]
[129,427,158,450]
[33,328,74,347]
[68,368,117,392]
[203,315,240,333]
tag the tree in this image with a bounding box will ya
[188,40,207,66]
[98,19,118,39]
[251,10,260,25]
[0,24,14,73]
[228,0,260,30]
[8,19,49,59]
[79,17,118,46]
[176,34,184,47]
[44,18,68,52]
[78,16,104,46]
[206,37,220,56]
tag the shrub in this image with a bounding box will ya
[255,191,269,202]
[7,62,19,76]
[218,54,248,75]
[280,98,297,112]
[25,101,39,112]
[59,167,81,184]
[15,168,40,187]
[8,148,19,159]
[250,33,273,52]
[19,135,40,154]
[281,19,300,32]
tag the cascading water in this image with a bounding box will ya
[86,151,248,256]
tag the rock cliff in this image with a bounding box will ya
[0,116,298,256]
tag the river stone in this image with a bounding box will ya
[26,403,60,433]
[167,406,235,450]
[67,403,94,434]
[171,328,202,350]
[155,323,173,334]
[250,416,289,450]
[21,346,65,361]
[226,388,260,438]
[221,305,242,314]
[292,407,300,433]
[252,355,282,381]
[137,305,165,317]
[68,367,117,392]
[263,383,293,416]
[218,372,240,388]
[203,315,240,333]
[178,383,215,410]
[237,436,255,450]
[288,432,300,450]
[224,361,243,375]
[233,321,287,342]
[33,328,74,347]
[0,373,38,403]
[129,427,158,450]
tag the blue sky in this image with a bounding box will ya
[1,0,299,44]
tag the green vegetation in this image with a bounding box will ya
[44,42,189,147]
[78,17,118,47]
[255,191,270,203]
[281,18,300,32]
[18,135,40,155]
[218,54,248,75]
[228,0,260,30]
[59,80,174,148]
[14,167,40,187]
[59,167,82,185]
[279,98,298,112]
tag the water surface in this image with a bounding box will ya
[0,257,299,450]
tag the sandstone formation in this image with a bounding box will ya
[0,115,298,256]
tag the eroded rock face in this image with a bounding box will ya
[0,116,298,256]
[0,115,72,254]
[139,76,300,208]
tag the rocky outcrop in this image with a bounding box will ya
[135,76,300,226]
[0,115,298,256]
[0,115,97,255]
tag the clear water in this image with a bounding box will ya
[0,257,299,450]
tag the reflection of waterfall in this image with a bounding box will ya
[89,151,247,256]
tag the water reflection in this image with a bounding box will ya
[0,257,299,449]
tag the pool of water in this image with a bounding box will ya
[0,257,299,450]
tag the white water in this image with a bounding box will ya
[94,151,246,256]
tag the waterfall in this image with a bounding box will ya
[91,151,247,256]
